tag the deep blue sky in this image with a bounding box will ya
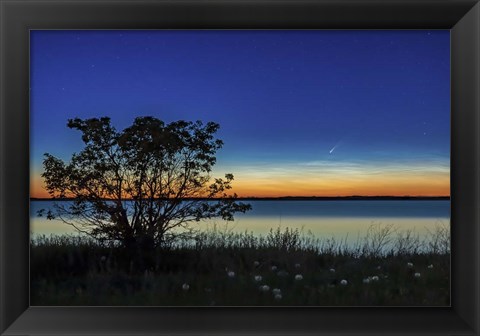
[30,30,450,197]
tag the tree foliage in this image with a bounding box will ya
[41,116,251,250]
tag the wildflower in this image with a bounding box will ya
[407,262,414,268]
[227,271,235,278]
[371,276,379,282]
[362,278,370,284]
[414,272,421,278]
[294,274,303,281]
[376,265,381,270]
[254,275,263,282]
[427,264,434,269]
[100,255,107,262]
[259,285,270,292]
[277,270,288,277]
[340,279,348,286]
[253,261,260,267]
[271,265,278,271]
[295,263,301,269]
[272,288,282,295]
[329,268,335,273]
[274,293,282,300]
[182,283,190,291]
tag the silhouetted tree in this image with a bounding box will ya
[41,117,251,258]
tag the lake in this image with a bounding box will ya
[30,200,450,246]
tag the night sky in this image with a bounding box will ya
[30,30,450,198]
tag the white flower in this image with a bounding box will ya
[376,265,381,270]
[371,276,379,282]
[407,262,414,268]
[271,265,278,271]
[427,264,434,269]
[259,285,270,292]
[227,271,235,278]
[329,268,335,273]
[363,278,370,284]
[340,279,348,286]
[272,288,282,295]
[182,283,190,291]
[253,261,260,267]
[254,275,263,282]
[295,263,301,269]
[294,274,303,281]
[100,255,107,262]
[414,272,421,278]
[274,293,282,300]
[277,270,288,277]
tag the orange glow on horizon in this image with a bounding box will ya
[228,172,450,197]
[30,172,450,198]
[30,175,50,198]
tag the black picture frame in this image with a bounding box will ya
[1,0,479,335]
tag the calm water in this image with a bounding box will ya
[30,200,450,244]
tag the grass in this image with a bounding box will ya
[30,223,450,306]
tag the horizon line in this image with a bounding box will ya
[30,195,451,201]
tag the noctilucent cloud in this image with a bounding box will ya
[30,30,450,198]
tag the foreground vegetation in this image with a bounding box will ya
[31,224,450,306]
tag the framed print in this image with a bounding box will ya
[28,29,452,308]
[1,0,479,335]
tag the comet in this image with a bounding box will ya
[329,140,342,154]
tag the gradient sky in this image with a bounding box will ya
[30,30,450,198]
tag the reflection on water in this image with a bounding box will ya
[30,200,450,245]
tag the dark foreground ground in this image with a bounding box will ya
[31,226,450,306]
